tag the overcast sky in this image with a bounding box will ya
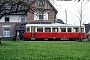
[51,1,90,24]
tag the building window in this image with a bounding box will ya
[39,12,44,20]
[38,0,44,6]
[21,15,26,22]
[3,28,10,37]
[5,15,9,22]
[34,12,48,20]
[5,4,11,10]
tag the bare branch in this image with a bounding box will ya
[0,0,38,19]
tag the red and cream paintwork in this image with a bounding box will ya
[24,23,86,40]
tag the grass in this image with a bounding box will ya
[0,41,90,60]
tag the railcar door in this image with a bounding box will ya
[31,27,36,38]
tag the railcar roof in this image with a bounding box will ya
[25,23,84,27]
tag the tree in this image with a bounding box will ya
[0,0,36,43]
[76,1,89,41]
[0,0,48,19]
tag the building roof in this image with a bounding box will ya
[30,22,51,24]
[55,19,65,24]
[26,23,84,27]
[47,0,58,14]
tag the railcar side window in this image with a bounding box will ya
[26,28,30,32]
[60,28,66,32]
[52,28,58,32]
[81,28,84,32]
[45,28,51,32]
[74,28,78,32]
[68,28,71,32]
[37,28,43,32]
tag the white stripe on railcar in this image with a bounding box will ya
[25,23,84,27]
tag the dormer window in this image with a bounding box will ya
[34,12,48,20]
[39,12,44,19]
[38,0,44,6]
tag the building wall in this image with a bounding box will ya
[0,15,27,22]
[10,15,20,22]
[27,0,57,23]
[0,22,16,40]
[0,16,5,22]
[0,15,27,40]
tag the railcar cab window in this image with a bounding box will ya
[74,28,79,32]
[26,28,30,32]
[60,28,66,32]
[5,15,9,22]
[52,28,58,32]
[38,0,44,6]
[37,28,43,32]
[45,28,51,32]
[67,28,71,32]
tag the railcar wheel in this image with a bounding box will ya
[48,38,54,41]
[69,38,74,41]
[55,38,61,41]
[24,38,31,41]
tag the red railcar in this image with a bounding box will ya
[24,23,86,40]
